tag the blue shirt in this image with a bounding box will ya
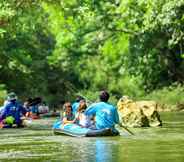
[0,101,26,125]
[31,105,39,114]
[85,102,119,129]
[72,102,80,115]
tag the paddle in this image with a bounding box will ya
[119,123,134,135]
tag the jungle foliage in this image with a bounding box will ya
[0,0,183,106]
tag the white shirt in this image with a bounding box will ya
[76,112,93,128]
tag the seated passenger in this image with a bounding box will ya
[23,100,31,118]
[72,96,85,115]
[28,97,42,119]
[62,102,75,125]
[0,92,26,128]
[75,100,95,128]
[30,105,39,118]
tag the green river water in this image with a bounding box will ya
[0,112,183,162]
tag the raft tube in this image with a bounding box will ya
[52,120,119,137]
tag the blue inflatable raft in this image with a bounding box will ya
[52,120,119,137]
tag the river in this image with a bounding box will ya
[0,112,183,162]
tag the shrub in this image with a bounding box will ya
[0,84,7,105]
[145,83,184,106]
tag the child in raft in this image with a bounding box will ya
[62,102,75,124]
[62,100,95,129]
[74,100,95,129]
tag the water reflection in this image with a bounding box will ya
[95,140,112,162]
[58,138,116,162]
[62,138,118,162]
[95,139,117,162]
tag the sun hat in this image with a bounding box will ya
[7,92,17,101]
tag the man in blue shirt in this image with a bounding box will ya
[0,92,26,127]
[85,91,119,129]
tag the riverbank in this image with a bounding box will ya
[157,103,184,112]
[143,84,184,112]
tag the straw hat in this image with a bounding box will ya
[7,92,17,101]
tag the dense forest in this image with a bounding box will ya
[0,0,184,107]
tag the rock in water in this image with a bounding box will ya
[117,96,162,127]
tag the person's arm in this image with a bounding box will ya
[0,105,8,121]
[62,117,75,124]
[20,105,27,116]
[85,103,97,116]
[72,112,80,123]
[113,108,120,124]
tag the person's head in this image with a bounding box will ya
[99,90,110,102]
[78,100,87,113]
[63,102,72,115]
[42,101,46,106]
[24,101,29,108]
[7,92,17,102]
[75,95,85,102]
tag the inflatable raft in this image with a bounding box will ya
[53,120,119,137]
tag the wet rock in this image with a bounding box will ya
[117,96,162,127]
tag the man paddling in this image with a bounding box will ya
[85,90,119,130]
